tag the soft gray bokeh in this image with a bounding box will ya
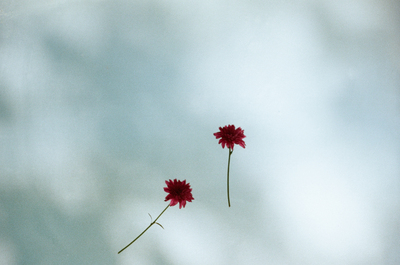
[1,0,399,264]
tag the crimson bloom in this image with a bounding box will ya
[214,124,246,207]
[118,179,193,254]
[214,124,246,150]
[164,179,194,209]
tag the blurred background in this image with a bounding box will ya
[1,0,400,264]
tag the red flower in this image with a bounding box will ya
[214,124,246,150]
[164,179,194,209]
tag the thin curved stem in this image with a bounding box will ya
[227,148,233,207]
[118,204,170,254]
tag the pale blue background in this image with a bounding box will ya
[1,0,399,264]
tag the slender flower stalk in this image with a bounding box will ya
[214,125,246,207]
[118,179,194,254]
[118,205,169,254]
[226,148,233,207]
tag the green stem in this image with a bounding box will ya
[227,148,233,207]
[118,204,170,254]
